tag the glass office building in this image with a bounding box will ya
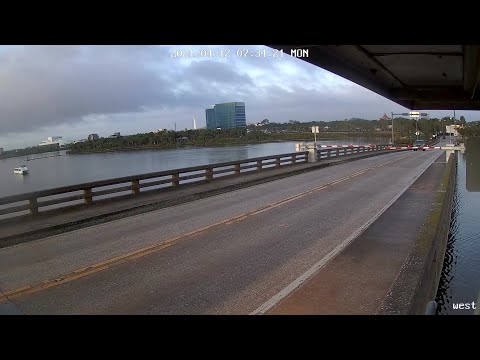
[206,108,216,130]
[205,102,246,130]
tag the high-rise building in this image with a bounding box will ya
[205,102,246,130]
[206,108,216,130]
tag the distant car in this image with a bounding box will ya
[413,140,426,151]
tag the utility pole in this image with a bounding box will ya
[391,112,394,145]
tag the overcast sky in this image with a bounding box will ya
[0,45,478,150]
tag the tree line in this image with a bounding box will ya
[67,116,475,153]
[0,144,61,160]
[459,121,480,137]
[252,116,467,142]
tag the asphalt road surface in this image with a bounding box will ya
[0,149,443,314]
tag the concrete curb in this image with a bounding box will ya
[0,150,404,248]
[377,152,457,315]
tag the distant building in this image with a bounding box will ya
[206,108,216,130]
[39,136,66,148]
[109,132,121,138]
[446,124,463,136]
[205,102,246,130]
[0,147,3,154]
[380,113,391,121]
[88,133,99,141]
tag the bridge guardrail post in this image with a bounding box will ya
[131,180,140,195]
[84,188,93,204]
[235,163,241,174]
[307,144,318,162]
[206,167,214,180]
[256,160,262,170]
[172,173,180,186]
[29,198,39,215]
[275,157,281,168]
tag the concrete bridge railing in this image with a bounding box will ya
[294,144,391,161]
[0,145,396,221]
[0,152,308,220]
[317,144,391,160]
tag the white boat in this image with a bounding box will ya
[14,165,29,175]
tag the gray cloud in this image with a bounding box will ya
[0,45,478,150]
[0,46,174,134]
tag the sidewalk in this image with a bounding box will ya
[0,150,401,248]
[268,153,449,315]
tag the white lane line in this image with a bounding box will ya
[250,152,442,315]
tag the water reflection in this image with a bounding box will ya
[436,151,480,315]
[0,138,383,198]
[466,138,480,192]
[435,184,460,314]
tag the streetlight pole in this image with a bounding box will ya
[416,118,418,140]
[391,112,394,145]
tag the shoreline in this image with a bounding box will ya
[67,137,389,155]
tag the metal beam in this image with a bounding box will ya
[464,45,480,99]
[390,86,467,101]
[409,100,480,110]
[268,45,480,110]
[372,52,463,56]
[354,45,407,88]
[270,45,400,97]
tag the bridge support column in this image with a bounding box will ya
[307,144,318,163]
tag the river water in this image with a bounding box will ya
[435,140,480,315]
[2,137,477,313]
[0,138,380,198]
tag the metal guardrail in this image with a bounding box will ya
[0,152,308,219]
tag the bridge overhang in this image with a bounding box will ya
[269,45,480,110]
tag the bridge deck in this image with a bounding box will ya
[0,149,399,248]
[0,150,444,314]
[268,154,445,314]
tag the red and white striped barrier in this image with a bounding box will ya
[387,146,442,150]
[318,144,442,151]
[319,144,377,148]
[387,146,411,150]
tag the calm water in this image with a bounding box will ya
[0,138,380,198]
[436,144,480,315]
[1,138,479,310]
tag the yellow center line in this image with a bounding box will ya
[4,152,414,300]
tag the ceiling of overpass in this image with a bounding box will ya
[269,45,480,110]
